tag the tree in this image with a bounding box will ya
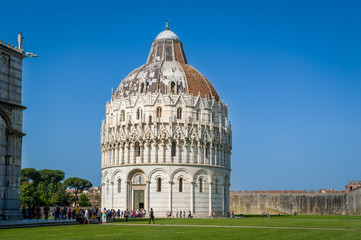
[20,168,41,206]
[50,186,71,206]
[79,194,92,207]
[37,169,65,206]
[21,168,40,183]
[63,177,92,206]
[20,181,40,206]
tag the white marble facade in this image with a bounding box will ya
[101,25,232,217]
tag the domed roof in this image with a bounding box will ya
[155,30,179,41]
[114,23,219,101]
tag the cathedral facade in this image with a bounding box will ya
[101,24,232,217]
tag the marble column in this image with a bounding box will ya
[190,181,194,215]
[125,143,130,165]
[140,142,144,163]
[191,141,196,164]
[177,140,181,163]
[169,181,173,212]
[131,143,136,164]
[108,149,111,166]
[116,146,120,165]
[125,181,129,210]
[208,182,212,215]
[162,141,166,163]
[120,145,124,165]
[146,181,150,212]
[215,145,218,166]
[167,142,172,163]
[110,181,114,208]
[145,141,150,163]
[112,148,115,166]
[221,184,225,214]
[183,141,188,163]
[197,142,202,164]
[203,145,207,165]
[152,141,158,163]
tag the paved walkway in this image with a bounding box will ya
[0,219,79,229]
[108,223,361,232]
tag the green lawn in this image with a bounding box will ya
[2,215,361,240]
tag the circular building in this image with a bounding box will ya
[101,23,232,217]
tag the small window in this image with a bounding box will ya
[196,109,200,121]
[179,178,183,192]
[117,179,121,193]
[157,177,162,192]
[199,178,203,193]
[171,82,176,94]
[206,143,210,158]
[121,110,125,122]
[177,108,182,120]
[156,107,162,118]
[136,108,141,120]
[212,112,215,123]
[140,83,145,93]
[149,115,152,123]
[171,142,176,157]
[135,142,140,157]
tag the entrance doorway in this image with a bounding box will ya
[133,190,144,209]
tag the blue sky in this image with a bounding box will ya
[2,0,360,191]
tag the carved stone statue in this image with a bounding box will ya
[17,32,23,52]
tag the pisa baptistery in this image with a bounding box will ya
[100,23,232,217]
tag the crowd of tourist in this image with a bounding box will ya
[166,210,193,218]
[20,205,103,222]
[20,206,218,223]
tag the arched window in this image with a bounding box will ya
[199,178,203,193]
[136,108,141,120]
[212,112,215,123]
[177,107,182,120]
[133,174,144,184]
[179,177,183,192]
[196,109,200,121]
[156,107,162,118]
[135,142,140,157]
[117,179,121,193]
[171,142,176,157]
[215,179,218,194]
[140,83,145,93]
[157,177,162,192]
[121,110,125,122]
[171,82,176,94]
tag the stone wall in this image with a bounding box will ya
[230,192,348,215]
[0,39,26,219]
[347,188,361,215]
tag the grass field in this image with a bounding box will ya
[2,215,361,240]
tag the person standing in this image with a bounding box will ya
[125,209,129,222]
[96,209,101,224]
[149,208,155,224]
[84,209,90,224]
[102,208,107,224]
